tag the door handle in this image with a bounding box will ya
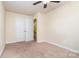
[24,30,27,32]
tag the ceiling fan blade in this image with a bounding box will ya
[44,4,47,8]
[50,1,60,3]
[33,1,42,5]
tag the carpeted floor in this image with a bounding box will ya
[1,41,79,58]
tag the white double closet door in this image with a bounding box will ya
[16,17,33,42]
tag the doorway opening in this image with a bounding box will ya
[34,17,37,41]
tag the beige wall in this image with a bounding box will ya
[5,11,33,43]
[36,13,47,42]
[37,2,79,53]
[0,2,5,56]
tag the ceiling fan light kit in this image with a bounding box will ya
[33,1,60,8]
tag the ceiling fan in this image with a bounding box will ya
[33,1,60,8]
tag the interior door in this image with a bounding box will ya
[25,16,34,41]
[16,16,33,42]
[16,18,25,42]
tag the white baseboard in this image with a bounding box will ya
[37,40,44,43]
[0,45,5,57]
[6,40,34,44]
[6,39,34,44]
[37,40,79,54]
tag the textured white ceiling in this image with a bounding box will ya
[3,1,65,16]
